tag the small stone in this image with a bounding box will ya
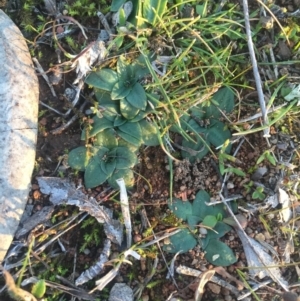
[228,235,235,241]
[133,234,142,243]
[180,185,186,191]
[142,295,149,301]
[208,283,221,294]
[199,228,207,235]
[31,184,40,190]
[32,190,41,200]
[255,233,265,241]
[191,258,199,266]
[264,231,272,240]
[246,227,253,234]
[83,248,90,255]
[224,295,232,301]
[221,288,230,296]
[227,182,234,189]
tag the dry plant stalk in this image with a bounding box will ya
[0,266,37,301]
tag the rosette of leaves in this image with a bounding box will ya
[164,190,237,267]
[68,145,137,189]
[86,55,150,120]
[172,87,235,163]
[82,93,159,151]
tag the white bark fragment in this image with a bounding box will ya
[0,10,39,262]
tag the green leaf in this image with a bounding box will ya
[204,239,237,266]
[126,82,147,110]
[118,131,142,147]
[107,168,135,189]
[85,69,118,91]
[167,198,192,221]
[187,215,201,230]
[138,119,160,146]
[266,152,276,166]
[114,116,127,127]
[118,8,126,26]
[129,108,150,122]
[94,90,120,120]
[189,106,205,121]
[142,0,168,26]
[201,222,232,249]
[101,157,116,178]
[114,147,137,169]
[110,34,124,50]
[84,157,108,188]
[163,229,197,253]
[118,121,143,143]
[90,116,113,137]
[201,215,218,228]
[117,55,128,77]
[68,146,90,171]
[132,54,151,80]
[192,190,227,220]
[206,121,232,150]
[120,98,140,119]
[93,147,110,162]
[111,0,126,11]
[118,138,140,152]
[223,167,246,177]
[187,119,209,133]
[202,87,235,119]
[256,153,265,165]
[95,128,118,148]
[212,87,235,113]
[31,279,46,298]
[181,134,209,163]
[111,81,132,100]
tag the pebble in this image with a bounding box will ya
[224,295,232,301]
[32,190,41,200]
[31,184,39,190]
[199,228,207,235]
[83,248,90,255]
[227,182,234,189]
[228,235,235,241]
[255,233,265,241]
[221,288,230,296]
[142,295,149,301]
[133,234,142,243]
[208,283,221,294]
[246,227,253,234]
[180,185,186,191]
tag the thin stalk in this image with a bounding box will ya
[242,0,269,137]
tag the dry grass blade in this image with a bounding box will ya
[242,0,269,138]
[194,270,215,301]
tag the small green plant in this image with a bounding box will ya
[243,180,254,194]
[86,55,151,120]
[256,150,276,166]
[111,0,168,29]
[68,145,137,189]
[171,87,235,163]
[68,55,160,189]
[218,141,246,176]
[164,190,237,267]
[79,217,102,252]
[31,279,46,299]
[252,186,265,200]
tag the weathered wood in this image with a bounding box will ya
[0,9,38,262]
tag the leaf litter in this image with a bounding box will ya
[2,0,300,300]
